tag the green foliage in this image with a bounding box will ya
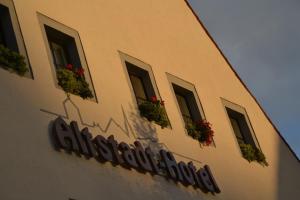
[138,99,169,129]
[57,68,78,94]
[186,120,214,145]
[240,143,268,166]
[186,122,199,139]
[240,143,256,162]
[255,148,268,166]
[0,44,28,76]
[77,77,93,99]
[56,68,93,99]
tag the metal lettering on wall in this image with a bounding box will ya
[52,117,221,194]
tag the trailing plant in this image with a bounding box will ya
[239,143,268,166]
[255,148,268,166]
[186,119,214,145]
[56,64,93,99]
[138,96,169,129]
[0,44,28,76]
[239,143,256,162]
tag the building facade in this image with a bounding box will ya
[0,0,299,200]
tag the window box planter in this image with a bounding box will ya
[138,96,169,129]
[239,143,268,166]
[56,64,93,99]
[186,120,214,146]
[0,44,27,76]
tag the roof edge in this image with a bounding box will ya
[183,0,299,162]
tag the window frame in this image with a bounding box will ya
[38,13,97,102]
[222,98,261,151]
[119,51,161,106]
[166,73,206,129]
[0,0,32,78]
[119,51,171,128]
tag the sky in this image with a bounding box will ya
[188,0,300,159]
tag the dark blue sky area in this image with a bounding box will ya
[188,0,300,159]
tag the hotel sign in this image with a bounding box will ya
[52,117,221,194]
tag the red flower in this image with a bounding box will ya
[151,96,157,103]
[76,67,84,76]
[205,138,213,145]
[66,64,73,70]
[160,100,165,106]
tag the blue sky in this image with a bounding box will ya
[188,0,300,159]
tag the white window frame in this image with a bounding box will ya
[119,51,161,105]
[167,73,206,126]
[221,98,261,150]
[38,13,97,101]
[0,0,32,78]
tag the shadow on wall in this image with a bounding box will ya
[128,103,168,155]
[41,95,204,166]
[43,99,208,200]
[277,132,300,200]
[41,95,170,156]
[118,171,208,200]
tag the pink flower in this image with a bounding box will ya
[66,64,73,70]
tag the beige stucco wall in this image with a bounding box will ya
[0,0,299,200]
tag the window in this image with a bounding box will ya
[119,52,160,105]
[44,25,81,69]
[0,0,31,77]
[50,42,68,68]
[125,61,156,105]
[38,14,96,100]
[0,23,5,45]
[226,107,256,147]
[120,52,169,128]
[173,84,202,126]
[222,99,267,165]
[129,74,147,102]
[0,3,17,51]
[167,74,215,145]
[167,73,204,128]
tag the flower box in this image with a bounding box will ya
[56,64,93,99]
[239,143,268,166]
[0,44,28,76]
[186,120,214,146]
[138,96,169,129]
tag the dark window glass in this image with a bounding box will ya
[0,23,5,45]
[229,117,245,145]
[226,107,255,146]
[172,83,202,126]
[44,25,81,69]
[125,61,155,105]
[129,74,148,104]
[0,4,18,51]
[175,93,193,125]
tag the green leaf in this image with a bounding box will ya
[138,100,169,128]
[0,44,28,76]
[56,68,93,99]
